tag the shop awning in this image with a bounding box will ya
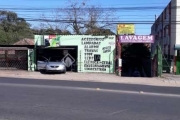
[174,44,180,50]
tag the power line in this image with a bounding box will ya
[17,14,158,17]
[0,5,177,26]
[21,18,180,24]
[0,6,179,11]
[17,13,180,18]
[0,2,169,5]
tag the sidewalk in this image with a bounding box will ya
[162,73,180,80]
[0,70,180,87]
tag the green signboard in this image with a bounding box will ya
[34,35,116,73]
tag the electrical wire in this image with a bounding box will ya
[0,6,178,12]
[0,5,177,26]
[12,18,180,24]
[0,5,174,24]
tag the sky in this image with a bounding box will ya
[0,0,171,35]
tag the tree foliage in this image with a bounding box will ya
[0,11,33,45]
[32,28,71,35]
[0,0,118,45]
[42,0,117,35]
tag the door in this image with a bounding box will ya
[37,56,48,70]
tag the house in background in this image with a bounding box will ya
[0,38,34,71]
[13,38,34,45]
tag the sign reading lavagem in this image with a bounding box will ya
[119,35,154,43]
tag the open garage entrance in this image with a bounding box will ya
[121,43,151,77]
[36,46,78,72]
[118,35,154,77]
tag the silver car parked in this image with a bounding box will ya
[37,56,66,73]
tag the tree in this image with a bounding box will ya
[41,0,118,35]
[0,11,33,45]
[85,28,115,35]
[32,28,71,35]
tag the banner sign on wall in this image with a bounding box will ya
[119,35,154,43]
[44,35,61,47]
[117,24,135,35]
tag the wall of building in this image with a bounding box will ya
[171,0,176,55]
[173,0,180,45]
[34,35,116,74]
[151,0,177,73]
[151,1,171,57]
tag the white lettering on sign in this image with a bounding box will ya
[119,35,154,43]
[81,37,114,72]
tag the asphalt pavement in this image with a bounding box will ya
[0,77,180,95]
[0,77,180,120]
[0,70,179,87]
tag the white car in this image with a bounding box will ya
[37,56,66,73]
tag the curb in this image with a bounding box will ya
[0,74,180,87]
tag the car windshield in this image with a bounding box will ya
[49,57,62,62]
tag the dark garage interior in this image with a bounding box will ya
[121,43,152,77]
[36,46,78,72]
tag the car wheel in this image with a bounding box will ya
[40,69,46,74]
[62,70,66,74]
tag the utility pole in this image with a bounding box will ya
[116,25,122,76]
[118,38,122,76]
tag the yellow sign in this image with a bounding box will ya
[117,24,135,35]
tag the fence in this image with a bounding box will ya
[0,49,28,70]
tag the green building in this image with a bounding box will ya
[28,35,116,74]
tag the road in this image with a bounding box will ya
[0,77,180,120]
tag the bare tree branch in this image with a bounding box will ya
[41,0,118,35]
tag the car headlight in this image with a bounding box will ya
[59,65,65,68]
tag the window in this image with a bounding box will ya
[49,56,62,62]
[155,35,158,40]
[164,45,166,53]
[38,56,48,62]
[164,28,166,37]
[158,14,163,23]
[169,2,171,15]
[164,8,166,19]
[168,45,170,59]
[157,17,159,24]
[155,23,158,32]
[158,32,160,38]
[161,30,163,38]
[166,26,169,36]
[168,25,171,36]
